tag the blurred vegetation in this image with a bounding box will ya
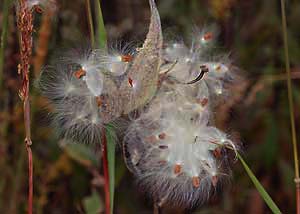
[0,0,299,213]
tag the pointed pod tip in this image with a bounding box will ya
[147,0,163,50]
[148,0,161,28]
[149,0,157,11]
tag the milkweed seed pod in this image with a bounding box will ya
[37,0,242,208]
[94,0,163,120]
[118,0,163,115]
[38,0,163,144]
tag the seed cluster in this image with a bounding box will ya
[38,0,240,209]
[124,53,238,207]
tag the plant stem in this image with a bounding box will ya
[101,128,110,214]
[280,1,300,213]
[27,145,33,214]
[85,0,95,48]
[95,1,111,212]
[17,0,34,213]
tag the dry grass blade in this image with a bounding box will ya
[280,1,300,213]
[85,0,95,48]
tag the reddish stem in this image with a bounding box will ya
[296,182,300,214]
[17,0,34,213]
[101,128,110,214]
[27,145,33,214]
[24,76,33,214]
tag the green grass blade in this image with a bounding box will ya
[94,0,107,49]
[106,125,115,214]
[237,153,282,214]
[92,2,113,212]
[93,2,113,212]
[85,0,95,48]
[0,0,11,88]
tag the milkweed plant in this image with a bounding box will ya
[38,0,242,210]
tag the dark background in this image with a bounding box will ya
[0,0,300,213]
